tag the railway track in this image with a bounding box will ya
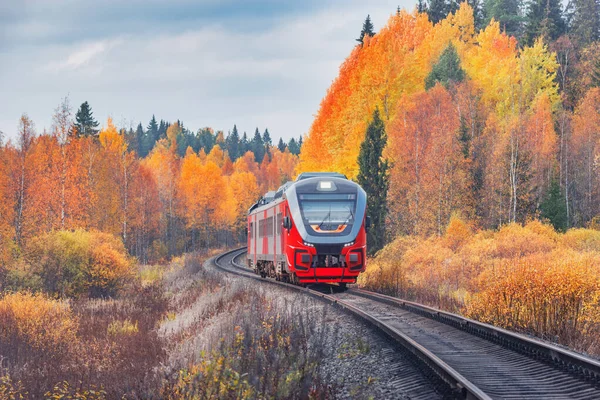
[214,248,600,400]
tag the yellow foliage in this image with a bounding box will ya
[107,318,138,336]
[360,220,600,352]
[0,292,78,354]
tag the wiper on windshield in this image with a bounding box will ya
[318,205,332,229]
[341,205,354,226]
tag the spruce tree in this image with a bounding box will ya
[277,137,287,152]
[523,0,565,45]
[241,132,249,155]
[298,135,303,150]
[570,0,600,46]
[251,128,265,163]
[227,124,241,160]
[288,138,299,155]
[198,128,215,154]
[135,123,145,156]
[417,0,428,13]
[357,108,389,255]
[74,101,99,137]
[427,0,448,23]
[425,43,466,90]
[356,15,375,44]
[540,179,568,231]
[484,0,524,39]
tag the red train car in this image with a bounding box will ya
[247,172,369,287]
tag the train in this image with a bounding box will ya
[247,172,370,287]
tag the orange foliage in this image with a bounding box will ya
[0,292,78,357]
[360,219,600,354]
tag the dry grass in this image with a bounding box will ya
[0,249,337,399]
[360,218,600,355]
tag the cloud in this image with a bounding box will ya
[0,0,412,142]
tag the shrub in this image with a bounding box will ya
[24,229,134,298]
[0,292,78,367]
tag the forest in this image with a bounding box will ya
[2,0,600,396]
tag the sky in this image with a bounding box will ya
[0,0,414,143]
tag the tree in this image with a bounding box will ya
[417,0,428,13]
[540,179,568,230]
[74,101,99,137]
[523,0,565,45]
[356,15,375,44]
[357,108,389,255]
[428,0,450,23]
[425,43,466,89]
[569,0,600,46]
[288,138,300,155]
[226,125,241,161]
[483,0,524,39]
[251,128,265,163]
[277,137,287,152]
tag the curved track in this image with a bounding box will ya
[214,248,600,400]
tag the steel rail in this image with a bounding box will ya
[213,247,491,400]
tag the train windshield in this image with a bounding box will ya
[298,194,356,229]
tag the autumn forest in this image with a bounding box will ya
[2,0,600,397]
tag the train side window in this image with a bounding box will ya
[276,213,282,235]
[250,222,253,239]
[266,216,274,237]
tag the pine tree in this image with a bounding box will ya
[227,124,241,160]
[74,101,99,137]
[425,43,466,90]
[298,135,303,150]
[417,0,428,13]
[356,15,375,44]
[158,119,168,140]
[277,137,287,152]
[251,128,265,163]
[357,108,389,255]
[570,0,600,46]
[523,0,565,45]
[540,179,568,231]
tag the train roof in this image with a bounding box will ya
[248,172,350,214]
[295,172,347,181]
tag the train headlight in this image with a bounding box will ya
[303,241,314,247]
[344,241,355,247]
[317,180,337,191]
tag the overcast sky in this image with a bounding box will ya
[0,0,414,142]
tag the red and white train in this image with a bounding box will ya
[247,172,369,287]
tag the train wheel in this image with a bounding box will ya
[339,283,347,291]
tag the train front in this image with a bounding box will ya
[284,176,368,285]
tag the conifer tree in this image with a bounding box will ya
[74,101,99,137]
[288,138,299,155]
[417,0,428,13]
[251,128,265,163]
[425,43,466,90]
[298,135,303,150]
[357,108,389,255]
[570,0,600,46]
[241,132,249,154]
[356,15,375,44]
[428,0,449,23]
[277,137,287,152]
[523,0,565,45]
[135,123,145,156]
[198,128,215,154]
[540,179,568,231]
[484,0,524,39]
[227,124,241,160]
